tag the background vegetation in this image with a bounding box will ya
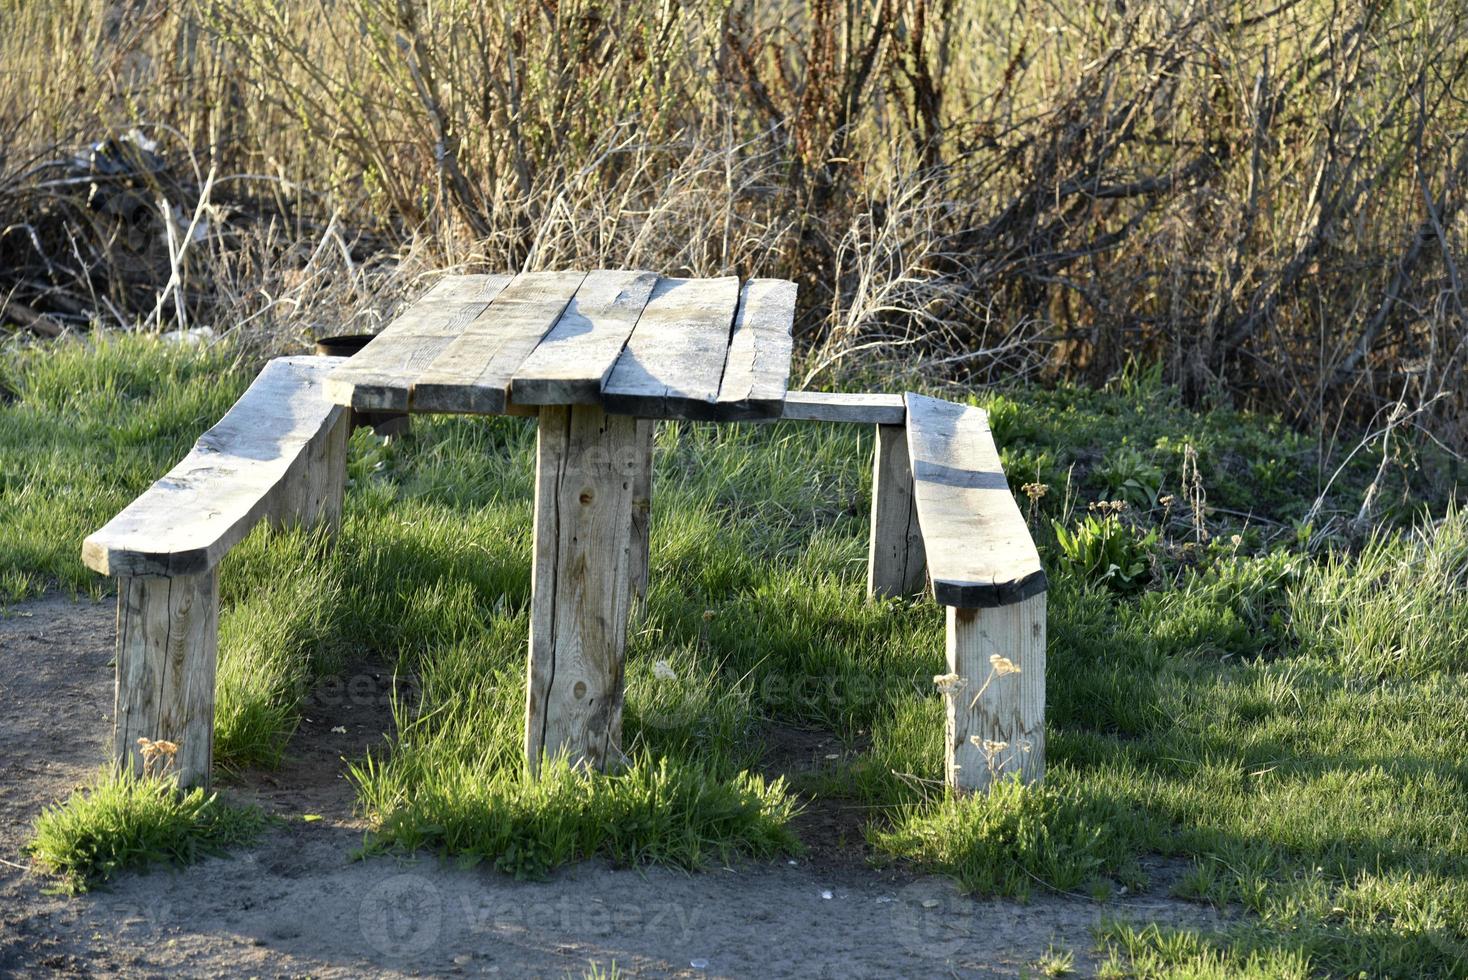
[3,0,1467,450]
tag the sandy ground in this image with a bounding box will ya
[0,595,1233,978]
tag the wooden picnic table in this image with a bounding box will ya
[326,271,799,773]
[84,268,1048,795]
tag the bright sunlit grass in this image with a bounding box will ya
[26,769,270,894]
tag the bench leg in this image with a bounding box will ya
[271,408,350,533]
[628,419,655,604]
[113,571,219,789]
[943,593,1046,793]
[868,423,926,598]
[525,405,637,774]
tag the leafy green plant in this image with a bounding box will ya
[1035,944,1076,977]
[1053,511,1159,593]
[1249,456,1294,496]
[1093,444,1164,508]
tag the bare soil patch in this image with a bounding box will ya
[231,657,404,825]
[0,595,1233,978]
[758,722,878,875]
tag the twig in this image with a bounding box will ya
[149,165,216,333]
[1,296,63,337]
[1304,390,1449,528]
[1415,88,1468,327]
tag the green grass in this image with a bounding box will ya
[1034,943,1076,977]
[0,336,245,600]
[26,770,270,893]
[9,335,1468,975]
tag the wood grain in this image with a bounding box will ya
[83,357,349,577]
[716,278,796,419]
[270,407,350,535]
[113,569,219,789]
[774,391,907,425]
[601,276,741,420]
[627,418,655,603]
[412,270,586,414]
[944,595,1046,792]
[511,270,659,406]
[525,405,638,773]
[904,393,1047,607]
[867,422,927,598]
[325,274,513,411]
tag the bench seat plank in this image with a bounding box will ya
[775,391,906,425]
[324,274,513,411]
[715,279,796,419]
[904,393,1046,607]
[510,270,659,406]
[601,276,741,420]
[83,356,348,578]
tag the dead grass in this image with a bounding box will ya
[2,0,1466,448]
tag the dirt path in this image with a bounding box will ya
[0,596,1230,978]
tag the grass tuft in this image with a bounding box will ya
[1094,921,1312,980]
[356,755,799,880]
[872,778,1145,900]
[27,771,270,894]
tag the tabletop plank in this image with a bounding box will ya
[904,393,1047,607]
[412,270,587,414]
[601,276,741,420]
[715,279,796,420]
[324,274,512,411]
[510,270,659,406]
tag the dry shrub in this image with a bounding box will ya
[1,0,1464,446]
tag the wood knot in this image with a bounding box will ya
[573,680,587,699]
[579,490,593,505]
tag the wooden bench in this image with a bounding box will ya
[82,356,351,789]
[77,263,1043,798]
[903,393,1047,792]
[771,389,1047,793]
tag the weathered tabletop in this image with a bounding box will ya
[325,269,798,774]
[325,271,797,420]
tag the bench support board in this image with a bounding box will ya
[526,405,637,773]
[867,423,927,598]
[271,411,351,533]
[943,593,1046,792]
[628,419,654,604]
[113,570,219,789]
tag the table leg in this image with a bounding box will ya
[525,405,638,773]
